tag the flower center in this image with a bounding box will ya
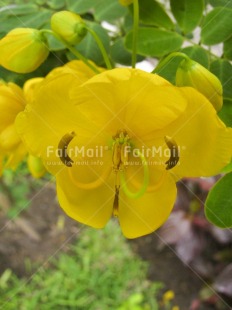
[112,129,131,172]
[111,129,150,217]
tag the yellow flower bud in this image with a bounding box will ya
[119,0,134,6]
[176,59,223,111]
[0,28,49,73]
[27,154,46,178]
[51,11,87,45]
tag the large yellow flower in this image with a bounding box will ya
[16,66,232,238]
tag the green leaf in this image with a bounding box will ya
[125,27,183,57]
[47,0,65,9]
[0,3,38,17]
[224,36,232,60]
[70,23,110,66]
[94,0,127,22]
[154,56,182,84]
[181,46,209,68]
[66,0,95,14]
[201,7,232,45]
[0,10,52,36]
[209,0,232,8]
[111,38,144,66]
[137,0,174,29]
[205,173,232,228]
[218,99,232,127]
[170,0,204,33]
[210,59,232,100]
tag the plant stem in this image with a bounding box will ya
[132,0,139,68]
[40,29,100,74]
[153,52,190,73]
[84,26,113,70]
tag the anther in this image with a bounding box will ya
[164,136,179,170]
[58,131,76,167]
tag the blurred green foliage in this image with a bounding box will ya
[0,221,163,309]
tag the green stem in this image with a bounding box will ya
[40,29,100,74]
[153,52,190,74]
[132,0,139,68]
[120,150,149,199]
[84,26,113,70]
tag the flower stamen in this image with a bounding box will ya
[164,136,179,170]
[58,131,76,167]
[121,149,149,199]
[113,185,120,217]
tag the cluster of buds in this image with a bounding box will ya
[0,11,87,73]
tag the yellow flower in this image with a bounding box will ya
[0,78,46,175]
[163,290,175,302]
[176,59,223,111]
[119,0,134,6]
[0,81,27,169]
[16,67,232,238]
[51,11,87,45]
[0,28,49,73]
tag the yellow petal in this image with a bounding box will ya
[162,87,232,177]
[0,123,21,150]
[119,172,177,238]
[56,154,114,228]
[0,82,25,131]
[23,77,44,103]
[4,142,27,169]
[16,61,98,174]
[70,68,187,138]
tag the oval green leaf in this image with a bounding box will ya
[0,4,38,17]
[210,59,232,100]
[125,27,183,57]
[224,36,232,60]
[201,7,232,45]
[111,38,144,66]
[0,10,52,35]
[136,0,174,29]
[66,0,95,14]
[95,0,127,22]
[181,46,209,68]
[205,173,232,228]
[154,56,182,84]
[209,0,232,8]
[170,0,204,34]
[218,99,232,127]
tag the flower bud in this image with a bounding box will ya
[51,11,87,45]
[0,28,49,73]
[119,0,134,6]
[27,154,46,178]
[176,59,223,111]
